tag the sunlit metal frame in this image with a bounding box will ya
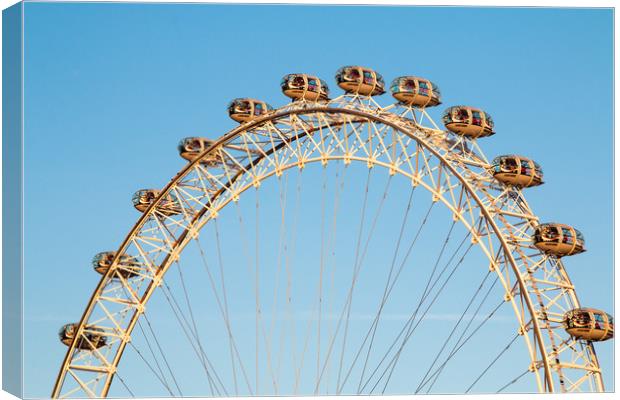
[52,95,604,398]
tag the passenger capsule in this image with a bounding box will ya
[335,66,385,96]
[564,308,614,342]
[442,106,495,138]
[178,137,221,165]
[59,323,108,350]
[228,98,273,123]
[281,74,329,101]
[491,155,544,188]
[533,223,585,257]
[132,189,182,216]
[92,251,141,278]
[390,76,441,107]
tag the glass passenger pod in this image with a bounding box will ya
[132,189,182,216]
[390,76,442,107]
[335,66,385,96]
[281,74,330,101]
[178,137,221,165]
[442,106,495,138]
[563,308,614,342]
[58,323,108,350]
[228,98,273,123]
[533,223,586,257]
[491,155,544,188]
[92,251,141,278]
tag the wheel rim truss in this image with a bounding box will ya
[52,96,604,397]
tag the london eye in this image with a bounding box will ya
[52,66,613,397]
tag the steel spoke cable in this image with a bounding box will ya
[421,295,507,393]
[414,269,494,393]
[496,368,530,393]
[355,185,417,391]
[272,172,289,392]
[341,189,426,393]
[358,228,471,393]
[113,370,135,397]
[418,255,506,393]
[130,307,171,393]
[465,333,520,393]
[321,169,393,392]
[338,186,418,392]
[332,171,394,391]
[255,187,260,394]
[289,169,304,394]
[316,166,328,392]
[420,273,504,393]
[158,280,223,395]
[334,168,373,391]
[174,259,203,359]
[127,341,174,396]
[378,239,474,394]
[118,284,182,396]
[213,219,240,395]
[195,236,254,395]
[356,226,470,393]
[323,162,347,394]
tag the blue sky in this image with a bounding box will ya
[21,3,613,397]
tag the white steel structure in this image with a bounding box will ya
[53,71,608,398]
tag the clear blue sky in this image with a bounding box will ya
[22,3,613,397]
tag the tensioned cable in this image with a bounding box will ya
[418,262,505,393]
[130,317,174,395]
[129,306,175,397]
[465,333,520,393]
[496,368,530,393]
[289,169,304,394]
[337,186,424,393]
[255,186,260,394]
[378,238,473,393]
[420,272,507,393]
[118,283,182,396]
[195,236,253,395]
[372,220,461,393]
[127,341,174,396]
[323,162,347,394]
[213,219,239,395]
[158,280,223,395]
[334,168,373,391]
[414,269,494,393]
[333,172,394,391]
[421,296,508,393]
[355,185,417,391]
[356,227,471,393]
[321,169,394,393]
[140,313,183,396]
[316,166,329,391]
[174,259,205,364]
[271,171,289,393]
[113,369,135,397]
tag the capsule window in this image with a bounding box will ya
[576,312,591,326]
[485,113,494,128]
[576,231,584,242]
[418,81,429,94]
[471,111,482,126]
[254,103,263,115]
[292,76,305,88]
[542,226,560,240]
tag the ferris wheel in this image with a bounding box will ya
[52,66,613,398]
